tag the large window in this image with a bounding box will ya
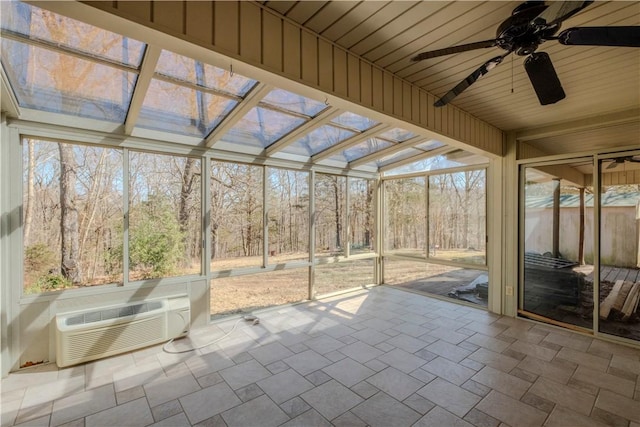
[22,138,205,294]
[128,152,201,280]
[267,168,309,263]
[382,168,488,306]
[429,170,486,265]
[210,161,263,270]
[23,139,123,293]
[384,177,426,257]
[349,178,375,255]
[315,174,346,258]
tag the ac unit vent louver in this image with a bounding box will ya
[55,296,190,368]
[64,301,164,326]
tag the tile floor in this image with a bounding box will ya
[2,286,640,427]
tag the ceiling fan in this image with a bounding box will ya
[411,1,640,107]
[604,156,640,169]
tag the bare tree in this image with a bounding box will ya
[58,143,82,283]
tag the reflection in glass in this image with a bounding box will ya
[377,148,423,168]
[1,2,145,67]
[429,170,486,265]
[378,128,417,142]
[262,88,327,117]
[331,111,378,131]
[384,258,488,307]
[156,50,256,96]
[2,38,137,122]
[210,161,263,271]
[286,125,356,156]
[521,164,593,329]
[222,107,306,148]
[343,138,394,162]
[138,79,238,137]
[384,177,426,258]
[598,157,640,342]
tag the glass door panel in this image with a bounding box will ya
[522,162,594,329]
[598,156,640,342]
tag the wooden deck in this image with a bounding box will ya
[575,265,640,284]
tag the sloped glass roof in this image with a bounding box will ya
[138,78,239,137]
[155,50,256,96]
[220,106,306,149]
[283,125,357,157]
[0,1,489,175]
[1,1,145,67]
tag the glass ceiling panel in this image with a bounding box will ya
[137,78,238,137]
[384,152,489,176]
[262,89,327,117]
[378,127,417,143]
[1,2,145,67]
[1,38,136,122]
[283,125,356,157]
[221,106,306,148]
[415,139,446,152]
[331,111,378,132]
[343,138,395,162]
[155,50,256,96]
[377,147,423,168]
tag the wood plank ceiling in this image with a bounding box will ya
[262,1,640,155]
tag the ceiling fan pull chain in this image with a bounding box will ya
[511,54,514,94]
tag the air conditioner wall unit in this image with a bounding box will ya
[55,296,190,368]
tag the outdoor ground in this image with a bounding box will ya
[210,250,488,318]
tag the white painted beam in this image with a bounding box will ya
[348,135,426,168]
[124,45,161,135]
[265,107,341,156]
[311,123,392,163]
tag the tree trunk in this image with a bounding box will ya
[332,177,342,249]
[59,143,82,283]
[23,139,35,247]
[180,158,196,263]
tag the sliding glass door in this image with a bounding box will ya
[597,155,640,342]
[521,160,594,330]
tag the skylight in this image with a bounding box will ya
[0,2,483,175]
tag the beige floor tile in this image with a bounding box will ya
[417,378,480,418]
[351,392,421,427]
[476,390,547,427]
[595,389,640,423]
[544,406,608,427]
[517,355,576,384]
[572,365,636,397]
[507,340,558,362]
[556,347,610,372]
[50,384,115,426]
[179,382,241,425]
[543,331,592,352]
[471,366,532,399]
[465,333,511,353]
[469,348,519,373]
[221,394,288,427]
[85,397,152,427]
[529,377,595,416]
[422,357,475,386]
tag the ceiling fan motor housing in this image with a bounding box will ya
[496,3,560,55]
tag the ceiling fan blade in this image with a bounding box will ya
[606,161,619,170]
[434,53,509,107]
[558,26,640,47]
[524,52,565,105]
[533,1,593,27]
[411,40,497,62]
